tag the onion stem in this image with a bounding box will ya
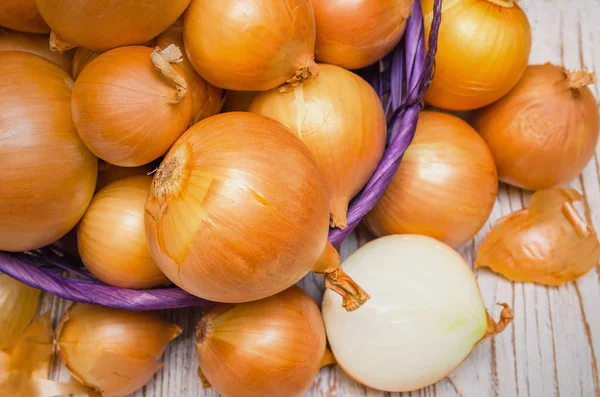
[49,30,75,53]
[558,66,597,96]
[281,62,319,92]
[151,44,188,103]
[484,303,514,338]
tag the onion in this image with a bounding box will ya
[364,111,498,248]
[183,0,318,91]
[72,45,192,167]
[422,0,531,110]
[0,29,71,73]
[312,0,413,69]
[78,176,169,289]
[145,112,369,310]
[156,25,224,125]
[71,47,102,80]
[56,303,182,397]
[323,235,513,392]
[472,64,599,190]
[96,160,155,192]
[249,64,387,228]
[196,286,330,397]
[222,91,257,112]
[35,0,190,52]
[0,1,48,33]
[0,51,97,252]
[0,275,40,350]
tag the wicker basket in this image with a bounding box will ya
[0,0,442,311]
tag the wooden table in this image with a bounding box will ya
[44,0,600,395]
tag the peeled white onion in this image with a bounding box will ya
[322,235,512,392]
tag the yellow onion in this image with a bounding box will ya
[196,286,329,397]
[71,47,102,80]
[35,0,190,52]
[0,29,71,73]
[183,0,318,91]
[249,64,387,228]
[364,111,498,248]
[312,0,413,69]
[145,112,369,310]
[0,51,97,252]
[422,0,531,110]
[78,176,169,289]
[156,26,225,126]
[56,303,182,397]
[0,275,40,350]
[72,45,192,167]
[222,91,257,112]
[0,1,48,33]
[472,64,600,190]
[96,160,156,192]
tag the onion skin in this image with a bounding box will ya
[196,286,327,397]
[0,52,97,252]
[183,0,318,91]
[312,0,413,69]
[71,47,102,80]
[422,0,531,110]
[0,1,49,33]
[249,64,387,229]
[364,111,498,248]
[72,46,192,167]
[0,29,71,73]
[35,0,190,51]
[472,64,599,190]
[0,275,40,350]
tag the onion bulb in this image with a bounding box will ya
[156,25,224,125]
[35,0,190,52]
[0,29,71,73]
[422,0,532,110]
[323,235,513,392]
[0,1,48,33]
[145,112,369,310]
[222,91,257,112]
[0,275,40,350]
[71,47,102,80]
[56,303,182,397]
[78,176,169,289]
[96,160,155,192]
[249,64,387,228]
[472,64,600,190]
[0,51,97,252]
[72,45,192,167]
[183,0,318,91]
[196,286,329,397]
[312,0,413,69]
[364,111,498,247]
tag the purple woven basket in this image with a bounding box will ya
[0,0,442,311]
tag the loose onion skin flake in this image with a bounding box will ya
[0,1,49,33]
[0,29,72,73]
[476,189,600,286]
[0,275,40,350]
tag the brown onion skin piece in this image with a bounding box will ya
[0,29,71,73]
[0,1,49,33]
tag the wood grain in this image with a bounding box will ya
[42,1,600,396]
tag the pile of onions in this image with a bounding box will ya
[0,1,48,33]
[249,64,387,228]
[323,235,513,392]
[422,0,532,110]
[0,275,40,350]
[312,0,413,69]
[56,303,182,397]
[364,111,498,248]
[78,176,169,289]
[472,64,599,190]
[35,0,190,51]
[183,0,318,91]
[156,25,224,125]
[72,45,192,167]
[145,112,369,310]
[0,29,71,73]
[0,51,97,252]
[71,47,102,80]
[196,286,330,397]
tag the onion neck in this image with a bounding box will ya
[49,31,76,53]
[330,196,350,230]
[484,303,514,339]
[151,44,188,104]
[558,66,597,97]
[486,0,516,7]
[281,60,319,93]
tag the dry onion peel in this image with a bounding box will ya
[0,29,71,73]
[0,1,49,33]
[0,274,41,350]
[475,189,600,285]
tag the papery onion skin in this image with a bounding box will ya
[472,64,599,190]
[364,111,498,248]
[72,45,192,167]
[78,176,169,289]
[0,275,40,350]
[422,0,532,110]
[323,235,513,392]
[312,0,413,69]
[56,303,182,397]
[249,64,387,229]
[71,47,102,80]
[196,286,327,397]
[476,189,600,285]
[0,1,49,33]
[183,0,318,91]
[0,52,97,252]
[35,0,190,51]
[0,29,71,73]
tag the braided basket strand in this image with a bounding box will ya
[0,0,442,311]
